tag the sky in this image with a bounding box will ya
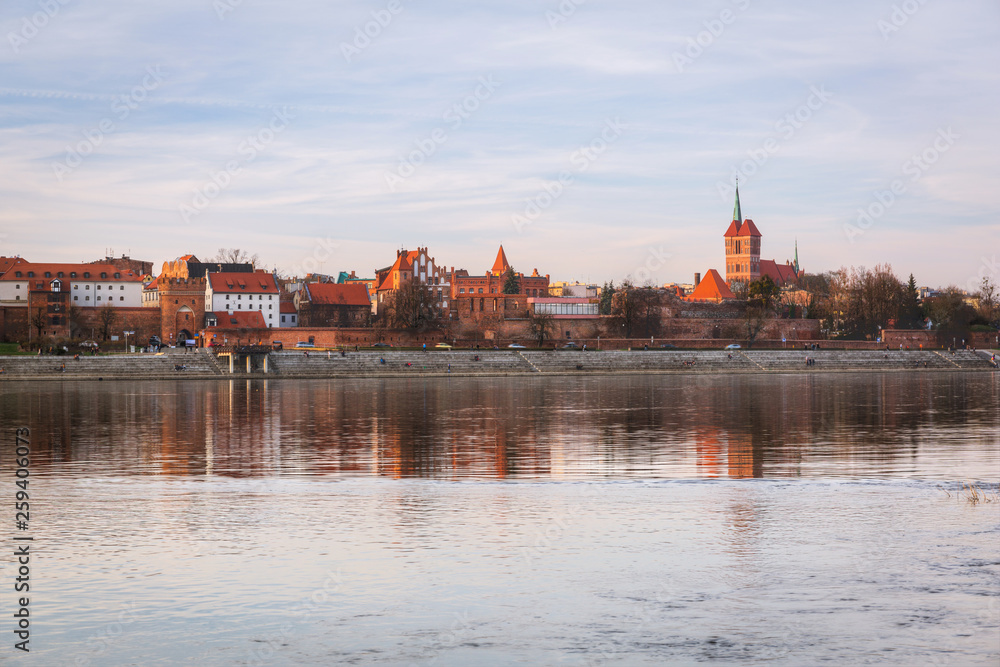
[1,0,998,290]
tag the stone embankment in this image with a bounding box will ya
[0,348,996,381]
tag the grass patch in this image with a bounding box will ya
[0,343,23,355]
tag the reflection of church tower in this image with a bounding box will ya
[723,183,761,287]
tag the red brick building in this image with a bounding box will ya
[294,283,371,328]
[450,246,549,319]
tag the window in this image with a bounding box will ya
[86,285,90,290]
[97,296,102,301]
[83,272,90,278]
[120,285,124,290]
[44,272,51,278]
[70,272,76,278]
[281,315,286,323]
[27,272,33,278]
[226,294,230,300]
[119,296,124,301]
[85,296,90,301]
[97,285,102,290]
[15,284,19,290]
[14,272,21,278]
[74,296,78,301]
[100,272,107,279]
[478,288,483,294]
[15,296,19,301]
[114,273,120,279]
[459,288,465,294]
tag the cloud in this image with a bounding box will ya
[0,0,997,287]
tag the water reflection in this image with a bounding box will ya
[1,373,997,480]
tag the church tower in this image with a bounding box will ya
[723,183,761,287]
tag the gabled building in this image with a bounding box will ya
[374,247,451,315]
[294,283,371,327]
[723,185,801,288]
[686,269,736,303]
[206,270,280,328]
[450,245,549,319]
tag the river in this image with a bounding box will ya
[1,373,997,665]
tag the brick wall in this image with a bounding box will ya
[158,278,206,342]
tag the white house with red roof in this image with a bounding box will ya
[205,270,280,328]
[279,300,298,327]
[0,262,143,306]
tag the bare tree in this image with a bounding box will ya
[610,280,640,338]
[977,276,998,327]
[211,248,259,269]
[527,309,554,348]
[98,303,118,341]
[30,306,46,341]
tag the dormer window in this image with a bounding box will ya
[100,272,107,279]
[26,271,34,277]
[51,280,61,292]
[44,272,51,278]
[14,271,21,278]
[114,273,120,279]
[83,272,90,278]
[70,272,77,278]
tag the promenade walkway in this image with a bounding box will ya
[1,348,994,380]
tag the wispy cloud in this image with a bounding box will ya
[0,0,998,286]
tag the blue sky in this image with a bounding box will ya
[1,0,997,289]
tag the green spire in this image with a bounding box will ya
[733,180,742,223]
[794,239,799,273]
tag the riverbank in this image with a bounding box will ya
[0,348,996,380]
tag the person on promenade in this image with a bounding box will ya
[380,357,385,364]
[423,343,426,352]
[60,363,66,372]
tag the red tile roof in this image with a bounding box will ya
[376,253,413,292]
[0,257,27,278]
[304,282,371,306]
[210,310,267,328]
[760,260,799,287]
[737,218,761,237]
[207,271,278,294]
[144,276,159,290]
[491,245,510,275]
[279,301,297,313]
[687,269,735,301]
[723,220,741,237]
[0,262,142,282]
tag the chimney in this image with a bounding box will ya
[694,272,701,285]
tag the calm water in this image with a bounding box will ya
[1,373,998,665]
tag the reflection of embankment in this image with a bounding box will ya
[4,374,997,481]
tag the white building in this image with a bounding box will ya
[0,262,143,306]
[206,271,280,328]
[279,301,298,327]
